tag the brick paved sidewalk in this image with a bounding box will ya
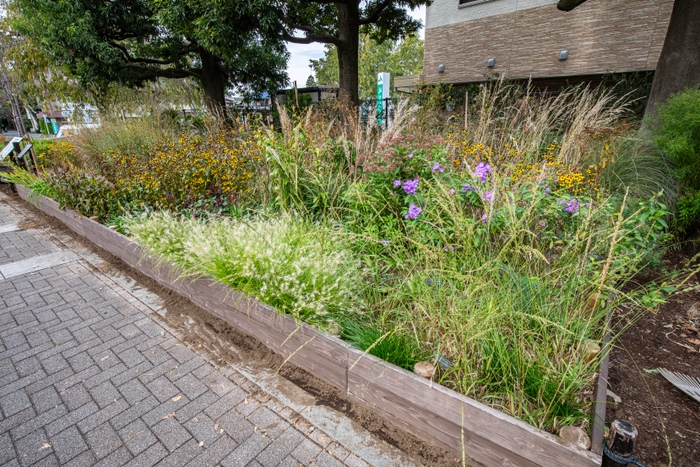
[0,190,418,467]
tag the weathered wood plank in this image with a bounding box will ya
[347,349,602,467]
[590,332,611,456]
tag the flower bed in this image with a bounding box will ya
[15,185,604,467]
[3,84,680,457]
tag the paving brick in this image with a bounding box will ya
[11,405,68,441]
[58,385,92,412]
[62,450,97,467]
[122,441,168,467]
[204,389,246,420]
[14,429,52,466]
[152,417,192,452]
[1,389,32,419]
[184,434,238,467]
[145,376,179,403]
[0,433,14,464]
[314,451,346,467]
[220,433,272,467]
[217,407,255,444]
[290,438,323,465]
[76,399,129,434]
[49,426,89,464]
[45,402,98,437]
[141,397,190,427]
[0,407,36,434]
[172,374,207,401]
[66,352,94,373]
[88,381,122,409]
[183,414,223,446]
[156,438,202,467]
[92,446,132,467]
[30,386,62,414]
[248,407,288,439]
[84,423,123,460]
[324,441,351,463]
[119,419,157,456]
[344,453,371,467]
[255,427,305,467]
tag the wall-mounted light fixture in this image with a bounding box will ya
[558,50,569,61]
[487,58,496,68]
[438,64,445,73]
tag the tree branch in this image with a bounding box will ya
[360,0,392,25]
[123,63,201,80]
[282,29,340,45]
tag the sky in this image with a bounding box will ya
[285,5,426,87]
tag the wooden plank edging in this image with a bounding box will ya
[16,186,603,467]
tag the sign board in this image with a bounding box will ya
[376,72,390,125]
[51,119,59,134]
[0,137,23,161]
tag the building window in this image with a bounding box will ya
[459,0,495,6]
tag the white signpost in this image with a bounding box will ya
[376,72,390,125]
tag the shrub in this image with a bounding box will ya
[650,88,700,233]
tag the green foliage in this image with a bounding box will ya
[650,88,700,232]
[341,320,427,370]
[310,34,424,101]
[125,213,364,333]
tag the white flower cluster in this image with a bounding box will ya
[126,213,363,333]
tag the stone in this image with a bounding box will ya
[559,426,591,450]
[413,362,435,379]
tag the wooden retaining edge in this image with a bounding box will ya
[590,331,612,456]
[17,185,604,467]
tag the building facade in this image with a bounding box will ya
[424,0,673,85]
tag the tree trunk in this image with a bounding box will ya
[645,0,700,115]
[336,2,360,106]
[199,48,228,118]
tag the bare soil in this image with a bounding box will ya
[606,264,700,466]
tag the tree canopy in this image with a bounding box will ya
[11,0,289,114]
[310,33,423,101]
[280,0,430,104]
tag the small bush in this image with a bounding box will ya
[651,88,700,232]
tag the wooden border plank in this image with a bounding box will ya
[16,186,605,467]
[347,349,602,467]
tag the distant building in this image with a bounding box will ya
[423,0,673,87]
[274,86,340,106]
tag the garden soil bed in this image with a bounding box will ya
[606,259,700,467]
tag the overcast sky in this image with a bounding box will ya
[285,5,426,87]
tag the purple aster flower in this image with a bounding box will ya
[473,162,492,183]
[481,213,488,223]
[566,198,579,214]
[402,178,420,195]
[443,244,456,251]
[404,204,422,220]
[539,220,546,227]
[393,179,402,188]
[462,183,474,192]
[449,188,456,195]
[407,153,414,159]
[432,163,445,173]
[481,190,494,203]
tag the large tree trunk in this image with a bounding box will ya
[336,2,360,106]
[199,48,228,118]
[645,0,700,115]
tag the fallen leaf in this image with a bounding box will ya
[244,398,248,404]
[39,443,51,450]
[162,412,176,420]
[688,338,700,345]
[101,356,109,361]
[214,424,219,431]
[220,429,223,434]
[172,396,182,402]
[198,441,204,447]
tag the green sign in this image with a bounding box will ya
[376,72,390,125]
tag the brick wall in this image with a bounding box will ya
[424,0,673,84]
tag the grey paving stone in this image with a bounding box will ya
[183,414,222,446]
[152,417,192,452]
[171,391,219,424]
[220,433,272,467]
[119,419,158,456]
[314,451,346,467]
[217,407,255,444]
[110,396,160,431]
[122,441,168,467]
[84,423,123,460]
[204,389,246,420]
[76,399,128,434]
[0,433,15,464]
[255,427,305,467]
[62,450,97,467]
[324,441,351,463]
[11,405,68,441]
[117,379,150,406]
[92,445,132,467]
[184,434,238,467]
[66,352,95,373]
[58,385,92,412]
[14,357,42,379]
[248,407,288,439]
[49,426,89,464]
[0,389,31,418]
[14,429,52,467]
[290,438,323,465]
[156,438,202,467]
[45,402,98,437]
[30,386,62,414]
[88,380,122,409]
[344,453,371,467]
[144,376,179,403]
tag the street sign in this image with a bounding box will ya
[0,137,23,161]
[51,119,59,134]
[376,72,390,125]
